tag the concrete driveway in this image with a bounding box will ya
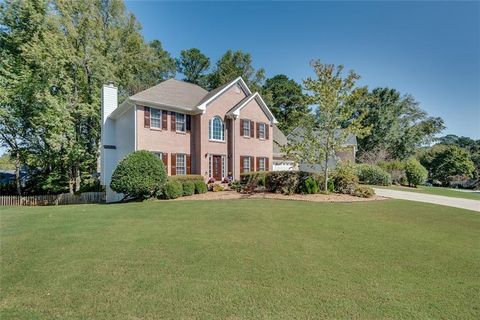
[374,188,480,212]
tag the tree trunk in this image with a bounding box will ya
[323,155,329,193]
[14,152,22,196]
[74,164,81,193]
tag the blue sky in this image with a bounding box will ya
[126,1,480,138]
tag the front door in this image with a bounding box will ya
[212,155,222,181]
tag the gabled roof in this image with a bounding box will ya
[196,77,252,111]
[130,78,208,109]
[226,92,277,124]
[108,77,276,123]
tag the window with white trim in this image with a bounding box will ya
[243,119,250,137]
[243,156,251,173]
[210,116,225,141]
[151,108,161,129]
[258,123,266,139]
[258,157,266,171]
[176,154,186,175]
[176,113,186,132]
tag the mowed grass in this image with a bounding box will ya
[1,200,479,319]
[372,184,480,200]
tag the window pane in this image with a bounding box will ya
[259,123,265,139]
[243,157,250,173]
[151,109,161,128]
[176,154,186,175]
[212,117,224,140]
[243,120,250,136]
[259,157,265,171]
[176,114,185,132]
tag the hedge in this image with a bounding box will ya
[240,171,268,188]
[169,175,204,182]
[355,164,392,186]
[264,171,325,195]
[182,181,195,196]
[193,180,208,194]
[158,180,183,199]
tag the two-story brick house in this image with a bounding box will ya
[100,77,277,202]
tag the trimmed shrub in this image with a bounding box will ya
[378,160,406,185]
[169,175,204,182]
[110,150,167,200]
[158,180,183,199]
[327,179,335,193]
[353,185,375,198]
[333,162,359,195]
[229,180,241,191]
[355,164,392,186]
[303,176,319,194]
[193,180,207,194]
[405,158,428,187]
[240,171,268,189]
[182,181,195,196]
[265,171,300,195]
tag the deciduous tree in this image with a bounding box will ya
[284,60,369,192]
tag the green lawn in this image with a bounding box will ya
[372,184,480,200]
[1,200,479,319]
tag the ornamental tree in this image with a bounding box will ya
[283,60,369,192]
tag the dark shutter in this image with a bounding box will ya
[162,110,168,130]
[171,153,176,175]
[256,157,260,171]
[240,156,244,174]
[265,124,269,140]
[240,119,244,136]
[171,112,176,131]
[186,154,191,174]
[256,122,260,139]
[250,156,255,171]
[186,115,191,132]
[144,106,150,128]
[250,121,255,138]
[162,153,168,171]
[265,157,269,171]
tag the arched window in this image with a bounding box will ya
[209,116,225,141]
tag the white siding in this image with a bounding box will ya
[100,84,136,202]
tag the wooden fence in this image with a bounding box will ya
[0,192,105,206]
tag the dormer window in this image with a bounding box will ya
[209,116,225,141]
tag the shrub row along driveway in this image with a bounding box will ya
[374,188,480,212]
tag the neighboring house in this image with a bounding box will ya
[100,77,277,202]
[272,126,357,172]
[272,125,297,171]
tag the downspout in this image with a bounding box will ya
[232,117,236,180]
[134,104,137,151]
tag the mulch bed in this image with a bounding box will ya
[173,190,386,203]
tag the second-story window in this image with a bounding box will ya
[151,108,161,129]
[176,113,186,132]
[243,119,251,137]
[258,123,266,139]
[210,116,225,141]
